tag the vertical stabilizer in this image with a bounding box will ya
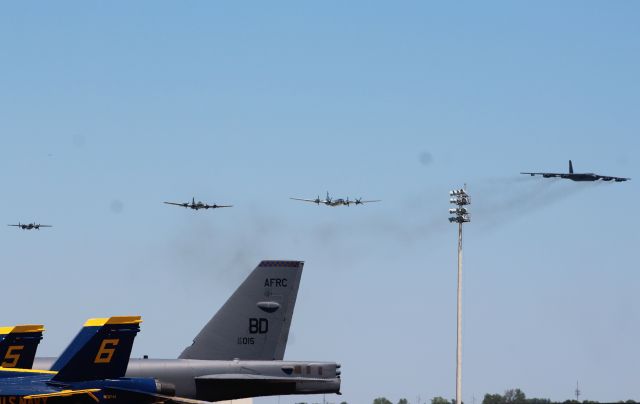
[0,325,44,369]
[569,160,574,174]
[51,316,141,382]
[179,260,303,361]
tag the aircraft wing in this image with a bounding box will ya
[24,389,101,401]
[356,200,381,204]
[597,175,631,182]
[206,204,232,209]
[290,198,321,203]
[39,225,52,227]
[520,172,563,177]
[7,224,20,227]
[164,202,187,207]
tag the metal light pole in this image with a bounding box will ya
[449,187,471,404]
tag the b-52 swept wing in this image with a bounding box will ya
[291,192,381,207]
[164,197,232,210]
[521,160,630,182]
[8,222,52,230]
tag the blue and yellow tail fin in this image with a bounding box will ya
[51,316,141,382]
[0,324,44,369]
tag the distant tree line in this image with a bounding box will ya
[363,388,638,404]
[480,388,637,404]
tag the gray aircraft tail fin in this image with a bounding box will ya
[179,260,304,361]
[569,160,574,174]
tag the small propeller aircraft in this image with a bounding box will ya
[291,192,381,207]
[8,222,52,230]
[164,197,232,210]
[521,160,630,182]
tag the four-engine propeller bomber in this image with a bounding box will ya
[164,197,233,210]
[291,192,381,207]
[521,160,631,182]
[7,222,52,230]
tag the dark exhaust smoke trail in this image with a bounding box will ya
[472,176,600,231]
[164,213,282,288]
[303,187,452,249]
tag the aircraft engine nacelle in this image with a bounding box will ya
[155,381,176,396]
[543,174,552,178]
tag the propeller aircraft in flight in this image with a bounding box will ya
[291,192,381,207]
[521,160,630,182]
[8,222,52,230]
[164,197,232,210]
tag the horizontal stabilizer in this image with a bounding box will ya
[194,370,340,401]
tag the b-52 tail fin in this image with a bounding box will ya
[0,324,44,368]
[179,260,304,361]
[569,160,574,174]
[51,316,141,382]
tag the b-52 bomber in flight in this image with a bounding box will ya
[8,222,52,230]
[291,192,381,207]
[164,197,232,210]
[521,160,630,182]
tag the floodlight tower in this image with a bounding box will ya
[449,186,471,404]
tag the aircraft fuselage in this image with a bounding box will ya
[562,173,598,181]
[33,358,341,402]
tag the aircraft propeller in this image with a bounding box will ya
[325,192,332,203]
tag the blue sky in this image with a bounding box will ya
[1,2,639,404]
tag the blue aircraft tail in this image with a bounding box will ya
[51,316,141,382]
[0,324,44,368]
